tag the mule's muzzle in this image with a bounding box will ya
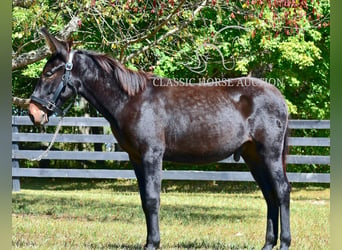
[28,102,49,126]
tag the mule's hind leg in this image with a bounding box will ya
[264,156,291,250]
[242,139,291,250]
[242,141,280,249]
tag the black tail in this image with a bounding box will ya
[282,125,291,188]
[282,125,289,167]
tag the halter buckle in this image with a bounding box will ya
[65,62,73,71]
[45,101,57,112]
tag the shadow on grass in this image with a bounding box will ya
[83,240,257,249]
[84,242,255,250]
[84,243,143,250]
[174,239,255,249]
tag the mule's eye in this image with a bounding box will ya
[45,71,53,77]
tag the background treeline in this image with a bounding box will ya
[12,0,330,173]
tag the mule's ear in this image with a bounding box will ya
[40,27,67,55]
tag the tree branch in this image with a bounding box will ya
[58,16,81,40]
[125,0,186,46]
[12,46,50,71]
[117,0,185,62]
[124,0,208,63]
[12,97,30,109]
[12,16,81,70]
[13,0,35,8]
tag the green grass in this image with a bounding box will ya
[12,179,330,249]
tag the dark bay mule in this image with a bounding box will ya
[28,28,291,250]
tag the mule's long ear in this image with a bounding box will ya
[40,27,68,55]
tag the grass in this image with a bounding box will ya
[12,179,330,249]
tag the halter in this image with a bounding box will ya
[30,50,77,116]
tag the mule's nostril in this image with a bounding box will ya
[42,112,49,123]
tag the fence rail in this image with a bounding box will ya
[12,116,330,191]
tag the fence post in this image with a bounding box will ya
[12,125,20,192]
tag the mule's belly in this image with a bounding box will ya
[163,148,235,164]
[163,117,247,164]
[163,131,241,163]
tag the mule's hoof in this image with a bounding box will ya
[144,243,160,250]
[280,242,290,250]
[144,247,155,250]
[262,243,274,250]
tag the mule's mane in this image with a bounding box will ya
[82,50,149,96]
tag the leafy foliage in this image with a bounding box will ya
[12,0,330,119]
[12,0,330,173]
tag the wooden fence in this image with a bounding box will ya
[12,116,330,191]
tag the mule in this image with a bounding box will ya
[28,28,291,249]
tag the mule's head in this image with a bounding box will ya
[29,28,77,126]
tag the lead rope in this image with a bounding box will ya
[30,116,64,161]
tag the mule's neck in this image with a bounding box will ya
[74,52,129,125]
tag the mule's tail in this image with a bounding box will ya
[282,125,289,166]
[282,124,291,188]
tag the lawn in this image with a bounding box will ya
[12,179,330,249]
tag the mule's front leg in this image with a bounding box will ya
[132,149,163,250]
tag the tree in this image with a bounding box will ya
[12,0,329,120]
